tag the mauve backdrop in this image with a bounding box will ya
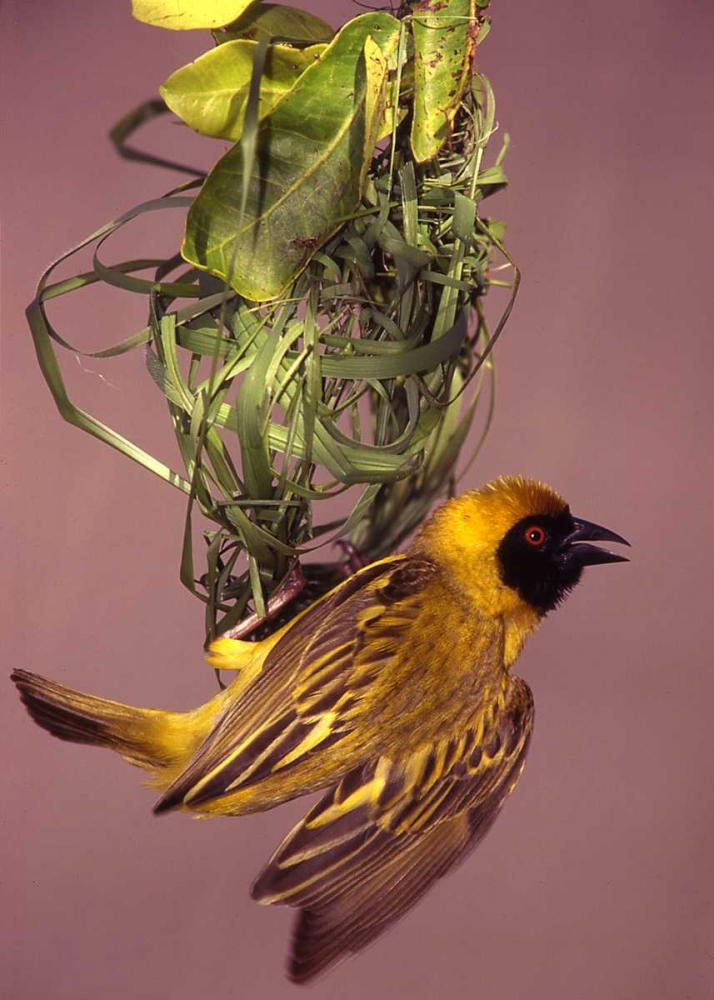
[2,2,713,998]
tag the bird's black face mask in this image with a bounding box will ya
[497,508,629,615]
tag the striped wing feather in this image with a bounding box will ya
[154,557,437,813]
[252,679,534,982]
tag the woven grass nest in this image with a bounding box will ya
[28,0,517,648]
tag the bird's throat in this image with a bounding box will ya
[503,604,541,667]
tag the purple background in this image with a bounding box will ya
[3,1,713,997]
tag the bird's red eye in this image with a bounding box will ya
[525,526,546,546]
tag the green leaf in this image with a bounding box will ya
[160,41,325,141]
[132,0,257,30]
[411,0,486,162]
[215,2,334,46]
[182,11,401,301]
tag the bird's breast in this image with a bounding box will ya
[361,598,507,753]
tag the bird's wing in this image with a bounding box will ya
[154,556,439,813]
[252,677,534,983]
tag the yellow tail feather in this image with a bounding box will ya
[11,668,228,791]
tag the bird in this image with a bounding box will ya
[11,475,628,982]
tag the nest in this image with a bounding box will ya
[27,4,517,645]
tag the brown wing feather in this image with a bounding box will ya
[153,557,436,814]
[289,815,472,982]
[252,678,534,982]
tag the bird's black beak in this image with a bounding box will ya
[562,517,630,566]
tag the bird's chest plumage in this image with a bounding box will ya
[364,587,507,752]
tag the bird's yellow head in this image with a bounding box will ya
[413,476,628,620]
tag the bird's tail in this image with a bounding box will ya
[11,668,227,790]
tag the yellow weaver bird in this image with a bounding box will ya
[12,476,628,981]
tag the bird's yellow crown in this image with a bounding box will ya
[416,475,566,549]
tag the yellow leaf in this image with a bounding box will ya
[132,0,257,31]
[160,41,325,141]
